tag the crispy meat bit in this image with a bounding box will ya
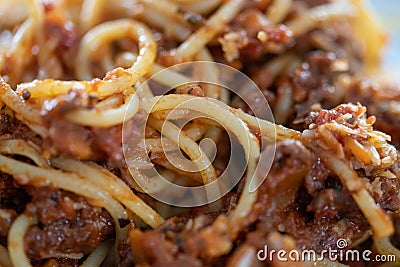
[288,51,344,124]
[221,9,293,62]
[0,172,29,238]
[0,113,42,145]
[0,172,29,212]
[41,90,146,163]
[24,187,114,259]
[129,194,238,267]
[41,90,96,160]
[342,76,400,148]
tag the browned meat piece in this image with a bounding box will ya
[246,171,368,253]
[306,188,338,219]
[24,186,114,259]
[376,177,400,212]
[220,9,293,62]
[42,7,78,80]
[304,155,330,195]
[246,140,311,229]
[128,192,238,267]
[342,76,400,148]
[41,90,146,163]
[0,172,29,212]
[130,215,227,267]
[283,196,369,252]
[286,51,344,124]
[44,14,77,59]
[0,113,42,145]
[118,237,135,267]
[40,90,97,160]
[0,172,29,240]
[92,124,125,162]
[232,52,348,126]
[30,258,79,267]
[303,102,363,128]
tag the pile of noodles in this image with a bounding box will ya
[0,0,398,266]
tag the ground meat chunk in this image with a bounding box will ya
[41,90,96,160]
[128,192,238,267]
[233,52,349,128]
[0,172,29,239]
[223,9,293,62]
[0,172,29,212]
[282,171,370,252]
[286,51,344,124]
[373,177,400,212]
[0,113,42,145]
[30,258,79,267]
[40,90,146,163]
[24,186,114,259]
[130,215,227,267]
[247,140,311,229]
[342,77,400,148]
[118,237,135,267]
[241,170,363,254]
[304,155,330,194]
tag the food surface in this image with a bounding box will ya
[0,0,399,266]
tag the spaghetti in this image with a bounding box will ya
[0,0,399,266]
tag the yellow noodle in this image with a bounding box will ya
[0,139,49,168]
[0,0,396,265]
[140,0,199,29]
[76,19,156,81]
[80,240,111,267]
[266,0,293,24]
[17,19,156,99]
[148,117,217,184]
[137,6,191,41]
[50,158,164,228]
[3,18,35,83]
[145,138,179,153]
[195,48,221,99]
[8,214,35,267]
[65,91,139,127]
[176,0,246,60]
[273,83,293,125]
[0,80,42,125]
[172,0,222,15]
[236,109,301,141]
[286,2,355,37]
[374,237,400,264]
[79,0,106,33]
[320,150,394,238]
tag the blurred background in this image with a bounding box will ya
[369,0,400,83]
